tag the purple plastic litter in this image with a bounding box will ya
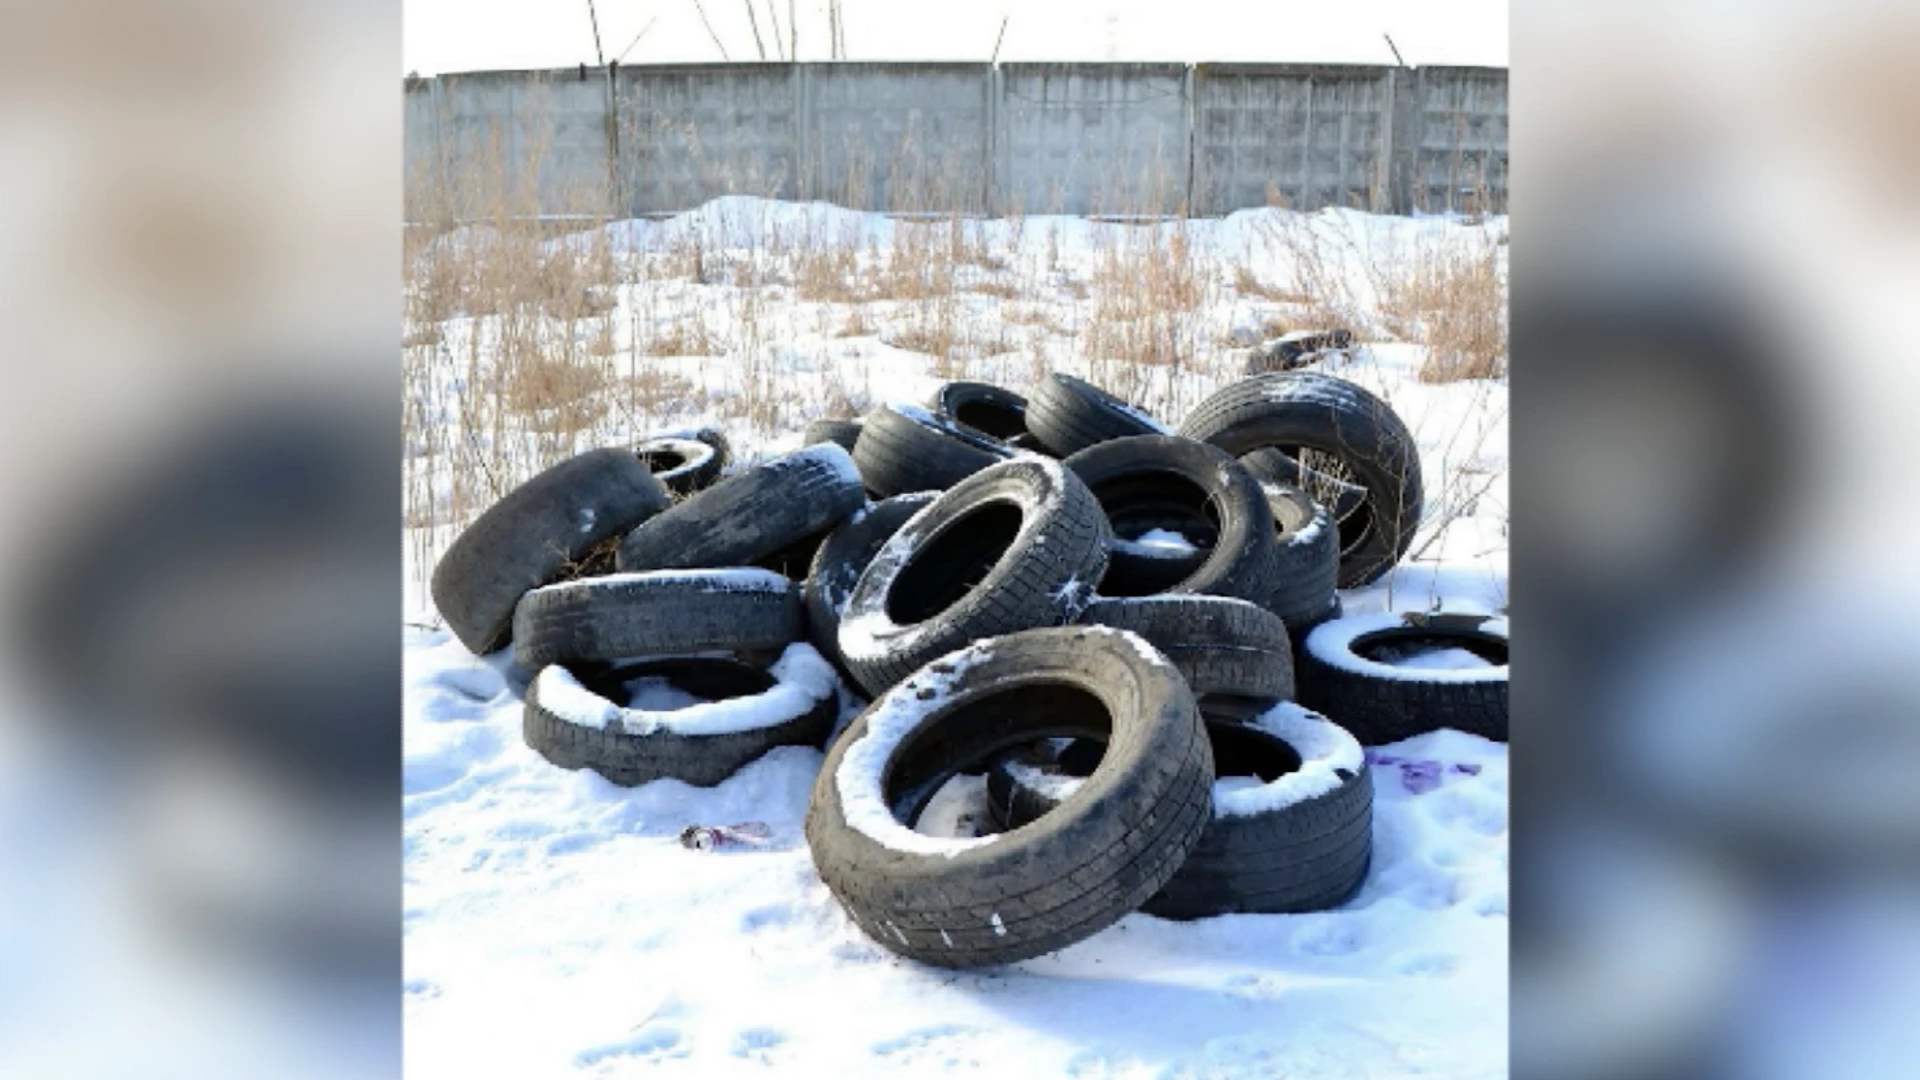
[1452,763,1482,776]
[1400,761,1443,794]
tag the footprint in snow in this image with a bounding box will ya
[738,904,795,933]
[871,1023,977,1063]
[573,1024,688,1068]
[1393,951,1461,978]
[730,1027,788,1060]
[1291,919,1364,957]
[1425,788,1508,837]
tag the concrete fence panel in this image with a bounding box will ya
[404,62,1506,221]
[416,68,615,219]
[616,64,799,214]
[1403,66,1508,214]
[801,63,991,213]
[995,63,1190,217]
[1191,64,1396,215]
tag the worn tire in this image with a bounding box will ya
[837,457,1110,696]
[1255,483,1340,629]
[804,418,864,453]
[986,704,1373,919]
[931,381,1031,443]
[431,448,673,655]
[1077,595,1293,709]
[805,626,1214,967]
[804,493,938,670]
[635,436,724,495]
[1065,435,1278,602]
[1026,374,1168,457]
[1297,612,1508,744]
[616,444,866,572]
[511,568,802,670]
[851,403,1015,498]
[1181,372,1423,588]
[524,647,839,787]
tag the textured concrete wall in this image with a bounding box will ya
[1401,66,1508,214]
[802,63,991,213]
[1191,64,1395,214]
[616,64,799,214]
[996,63,1190,216]
[408,68,616,218]
[402,63,1506,219]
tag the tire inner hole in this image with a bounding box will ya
[885,681,1112,827]
[887,499,1023,625]
[1351,629,1507,669]
[953,400,1028,441]
[638,449,688,473]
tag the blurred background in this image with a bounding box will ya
[1514,2,1920,1078]
[0,0,1914,1077]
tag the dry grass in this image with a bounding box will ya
[1380,241,1507,383]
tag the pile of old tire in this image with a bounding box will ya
[426,366,1502,964]
[431,431,866,788]
[805,618,1372,967]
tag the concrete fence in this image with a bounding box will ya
[404,62,1505,221]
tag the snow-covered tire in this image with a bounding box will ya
[1297,612,1508,745]
[851,403,1015,498]
[1026,374,1168,457]
[615,444,866,572]
[931,381,1031,443]
[985,704,1372,919]
[635,436,724,495]
[1286,595,1344,660]
[837,458,1110,696]
[431,448,673,655]
[804,418,864,453]
[1256,483,1340,629]
[1181,372,1423,588]
[510,569,802,671]
[1077,595,1293,709]
[804,626,1214,967]
[523,646,840,787]
[804,493,938,670]
[1065,435,1278,602]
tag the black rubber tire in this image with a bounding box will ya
[804,493,938,670]
[851,403,1015,498]
[615,444,866,573]
[805,626,1214,967]
[666,425,733,475]
[1244,328,1355,375]
[837,457,1110,696]
[804,418,864,453]
[1181,372,1423,588]
[635,436,723,496]
[1239,446,1369,531]
[984,708,1373,919]
[931,381,1031,442]
[1077,595,1293,707]
[1255,482,1340,629]
[1297,612,1508,745]
[1285,595,1345,666]
[1026,373,1168,457]
[524,651,838,787]
[1064,435,1278,603]
[431,448,673,655]
[510,568,802,671]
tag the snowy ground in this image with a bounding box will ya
[403,198,1507,1077]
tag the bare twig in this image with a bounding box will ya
[689,0,731,61]
[585,0,605,65]
[990,16,1009,62]
[742,0,768,60]
[616,14,661,63]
